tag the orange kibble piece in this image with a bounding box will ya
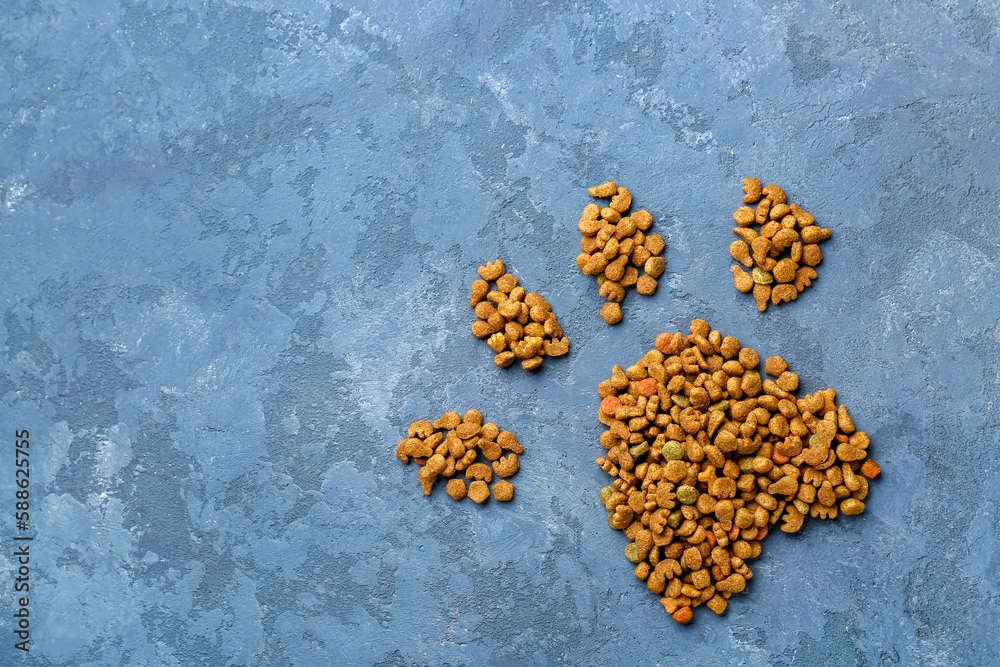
[601,396,621,416]
[672,607,693,624]
[860,459,881,478]
[637,378,658,397]
[656,332,673,355]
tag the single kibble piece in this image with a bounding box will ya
[601,301,623,325]
[636,275,658,296]
[446,479,468,501]
[492,479,515,501]
[468,480,490,503]
[589,181,618,197]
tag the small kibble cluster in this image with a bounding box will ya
[396,410,523,503]
[575,181,665,325]
[470,259,570,370]
[595,319,880,623]
[729,179,831,312]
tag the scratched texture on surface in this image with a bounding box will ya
[1,1,998,665]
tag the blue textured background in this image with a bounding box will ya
[1,1,998,665]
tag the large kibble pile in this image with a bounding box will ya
[575,181,665,325]
[470,259,570,370]
[397,410,523,503]
[730,179,831,311]
[595,319,879,623]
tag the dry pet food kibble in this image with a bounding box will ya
[576,182,665,325]
[730,179,831,311]
[397,410,524,504]
[470,259,570,370]
[595,320,879,623]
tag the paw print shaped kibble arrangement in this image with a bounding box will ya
[730,179,831,311]
[575,181,665,324]
[594,319,880,623]
[469,259,570,370]
[396,410,524,503]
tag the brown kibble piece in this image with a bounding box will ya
[610,187,632,213]
[706,595,728,615]
[478,259,506,281]
[498,431,524,454]
[764,356,787,377]
[470,279,490,306]
[601,301,623,325]
[840,498,864,515]
[543,337,570,357]
[468,480,490,503]
[492,453,520,478]
[644,257,665,279]
[480,439,502,461]
[753,284,771,311]
[644,234,665,256]
[734,207,756,227]
[772,258,798,284]
[761,184,786,204]
[794,266,817,292]
[632,210,653,231]
[466,462,493,483]
[800,225,831,244]
[730,240,753,268]
[771,284,797,305]
[802,244,823,267]
[494,351,516,368]
[492,479,514,502]
[789,203,814,227]
[521,355,544,371]
[742,178,762,204]
[636,275,658,296]
[495,273,518,293]
[732,266,754,293]
[622,266,639,287]
[434,412,463,431]
[446,478,468,501]
[589,181,618,197]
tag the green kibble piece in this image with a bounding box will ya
[597,273,607,287]
[625,542,641,563]
[676,484,699,505]
[667,511,683,529]
[752,267,773,284]
[738,457,755,473]
[793,499,811,515]
[608,511,618,528]
[708,400,730,412]
[661,440,685,461]
[630,441,650,458]
[600,485,617,506]
[809,433,820,447]
[671,394,690,408]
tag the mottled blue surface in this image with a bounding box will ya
[1,1,998,665]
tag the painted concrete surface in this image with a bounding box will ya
[1,1,998,665]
